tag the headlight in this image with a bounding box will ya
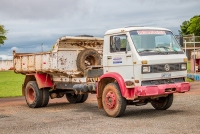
[143,66,151,73]
[181,64,187,70]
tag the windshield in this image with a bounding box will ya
[130,30,184,55]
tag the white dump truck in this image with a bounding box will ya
[13,27,190,117]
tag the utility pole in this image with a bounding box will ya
[41,43,43,52]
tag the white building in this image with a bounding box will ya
[0,55,13,70]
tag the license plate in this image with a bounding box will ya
[161,73,171,78]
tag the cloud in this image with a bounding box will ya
[0,0,92,20]
[11,46,20,51]
[0,0,200,55]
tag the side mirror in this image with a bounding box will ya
[179,36,183,47]
[114,37,121,51]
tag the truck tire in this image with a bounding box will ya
[66,93,82,103]
[151,94,173,110]
[76,49,101,72]
[41,88,49,107]
[25,81,42,108]
[102,83,127,117]
[78,93,88,103]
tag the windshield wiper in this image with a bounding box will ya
[156,46,170,49]
[138,49,166,54]
[154,49,167,54]
[156,46,179,54]
[138,49,153,53]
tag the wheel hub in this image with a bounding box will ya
[28,88,35,102]
[85,56,95,66]
[105,91,116,109]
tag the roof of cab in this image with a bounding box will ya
[105,26,171,35]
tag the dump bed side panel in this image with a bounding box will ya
[14,52,51,73]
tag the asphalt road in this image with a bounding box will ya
[0,82,200,134]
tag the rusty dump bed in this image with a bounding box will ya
[13,36,103,76]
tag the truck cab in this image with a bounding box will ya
[97,27,190,117]
[103,27,187,86]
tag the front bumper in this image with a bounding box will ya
[135,82,190,97]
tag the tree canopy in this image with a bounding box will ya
[180,15,200,36]
[0,25,7,45]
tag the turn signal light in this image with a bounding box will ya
[141,60,148,64]
[183,58,188,63]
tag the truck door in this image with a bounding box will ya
[105,34,134,80]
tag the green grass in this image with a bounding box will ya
[0,71,24,98]
[186,61,194,82]
[186,78,194,82]
[187,61,191,72]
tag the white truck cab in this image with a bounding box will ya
[103,27,187,87]
[97,27,190,117]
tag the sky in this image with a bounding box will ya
[0,0,200,56]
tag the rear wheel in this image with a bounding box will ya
[102,83,127,117]
[151,94,173,110]
[25,81,42,108]
[66,93,82,103]
[41,88,49,107]
[78,93,88,103]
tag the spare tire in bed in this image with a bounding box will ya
[76,49,101,72]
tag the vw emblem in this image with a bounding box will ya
[164,64,170,71]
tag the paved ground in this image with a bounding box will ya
[0,82,200,134]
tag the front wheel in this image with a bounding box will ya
[151,94,173,110]
[102,83,127,117]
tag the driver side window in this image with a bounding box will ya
[110,35,130,53]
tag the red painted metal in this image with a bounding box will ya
[173,82,191,92]
[134,82,190,97]
[34,74,53,89]
[105,91,116,109]
[123,88,135,100]
[99,72,127,97]
[99,72,190,100]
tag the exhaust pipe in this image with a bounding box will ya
[73,84,96,94]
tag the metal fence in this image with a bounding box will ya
[181,35,200,80]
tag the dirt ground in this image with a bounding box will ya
[0,82,200,134]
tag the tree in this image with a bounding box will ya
[0,25,7,45]
[180,15,200,36]
[179,21,190,35]
[187,15,200,36]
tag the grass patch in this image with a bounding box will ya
[187,62,191,72]
[0,71,24,98]
[186,78,194,82]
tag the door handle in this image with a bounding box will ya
[107,56,112,59]
[126,55,131,57]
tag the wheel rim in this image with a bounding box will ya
[105,91,116,110]
[85,55,96,66]
[27,88,35,102]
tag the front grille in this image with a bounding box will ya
[151,63,181,73]
[142,63,186,74]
